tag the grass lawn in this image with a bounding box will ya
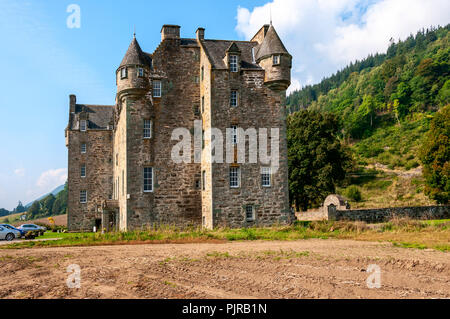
[2,219,449,252]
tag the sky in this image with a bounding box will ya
[0,0,449,210]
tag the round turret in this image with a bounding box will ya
[116,36,152,98]
[255,25,292,91]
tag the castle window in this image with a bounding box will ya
[231,125,238,145]
[143,167,153,192]
[194,105,200,116]
[245,205,255,222]
[138,67,144,77]
[261,167,271,187]
[251,47,256,63]
[80,190,87,204]
[81,165,86,178]
[229,166,240,188]
[116,154,118,166]
[202,170,206,191]
[201,66,204,81]
[201,96,205,113]
[153,80,161,97]
[143,119,152,139]
[121,67,127,79]
[80,120,87,132]
[230,90,238,107]
[202,130,205,149]
[229,55,238,72]
[81,143,87,154]
[273,55,280,65]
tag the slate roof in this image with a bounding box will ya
[119,37,152,68]
[254,25,289,61]
[201,40,261,70]
[70,104,114,130]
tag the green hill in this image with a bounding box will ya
[287,24,449,209]
[24,184,65,208]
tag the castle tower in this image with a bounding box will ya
[116,35,152,100]
[254,24,292,91]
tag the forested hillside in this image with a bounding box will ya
[287,25,449,209]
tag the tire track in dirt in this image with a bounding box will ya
[0,239,448,299]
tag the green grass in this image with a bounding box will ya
[2,219,449,252]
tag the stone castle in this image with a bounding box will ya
[65,24,292,231]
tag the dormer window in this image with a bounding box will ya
[153,80,161,97]
[273,55,280,65]
[229,55,238,72]
[80,120,87,132]
[120,67,127,79]
[138,67,144,77]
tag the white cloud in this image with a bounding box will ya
[236,0,450,89]
[36,168,67,190]
[14,168,25,177]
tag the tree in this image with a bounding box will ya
[0,208,10,217]
[13,201,26,214]
[287,110,352,211]
[419,104,450,204]
[437,79,450,106]
[41,194,56,216]
[27,201,41,219]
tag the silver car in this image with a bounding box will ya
[18,224,46,235]
[0,225,21,241]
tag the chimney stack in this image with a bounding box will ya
[69,94,76,113]
[196,27,205,41]
[161,25,180,41]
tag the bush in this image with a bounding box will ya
[405,160,420,170]
[345,185,362,202]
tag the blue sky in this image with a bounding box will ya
[0,0,449,210]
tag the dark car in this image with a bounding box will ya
[0,224,26,237]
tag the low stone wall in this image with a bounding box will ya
[295,209,327,221]
[329,205,450,223]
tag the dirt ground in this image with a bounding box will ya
[0,239,448,299]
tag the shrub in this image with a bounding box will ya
[345,185,362,202]
[405,160,420,170]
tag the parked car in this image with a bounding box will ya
[18,224,46,236]
[0,225,21,241]
[0,224,26,237]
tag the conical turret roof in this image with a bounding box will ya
[255,25,289,61]
[119,36,151,67]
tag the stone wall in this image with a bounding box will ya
[295,210,327,221]
[67,129,113,231]
[116,38,202,230]
[329,206,450,223]
[210,68,291,228]
[199,42,214,229]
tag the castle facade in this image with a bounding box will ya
[66,24,292,231]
